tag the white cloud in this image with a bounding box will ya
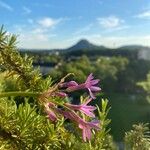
[97,16,124,29]
[10,16,67,48]
[0,0,13,11]
[135,10,150,19]
[11,24,58,49]
[18,31,57,48]
[23,6,31,14]
[38,17,61,28]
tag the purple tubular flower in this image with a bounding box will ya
[59,81,78,88]
[79,120,100,142]
[65,98,96,117]
[47,109,57,122]
[65,73,101,99]
[53,91,68,98]
[45,102,57,122]
[85,73,101,99]
[58,109,100,142]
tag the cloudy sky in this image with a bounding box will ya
[0,0,150,49]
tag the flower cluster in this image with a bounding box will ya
[43,73,101,142]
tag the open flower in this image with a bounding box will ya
[79,120,100,142]
[63,73,101,99]
[58,109,100,142]
[84,73,101,99]
[65,98,96,117]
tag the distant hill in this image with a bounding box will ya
[20,39,150,52]
[119,45,149,50]
[118,45,150,60]
[20,39,150,60]
[66,39,106,51]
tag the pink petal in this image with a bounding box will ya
[67,84,86,92]
[47,109,57,122]
[91,79,100,85]
[65,103,96,117]
[67,81,79,86]
[86,128,92,141]
[86,73,94,83]
[84,98,93,105]
[88,120,100,130]
[88,88,96,99]
[83,129,86,142]
[82,105,96,111]
[81,108,95,117]
[90,86,101,92]
[65,103,81,109]
[55,92,68,98]
[60,81,78,88]
[79,123,84,129]
[47,102,55,107]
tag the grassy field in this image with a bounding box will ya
[101,93,150,141]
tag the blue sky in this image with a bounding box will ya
[0,0,150,49]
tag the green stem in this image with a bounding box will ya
[0,91,78,117]
[0,91,41,98]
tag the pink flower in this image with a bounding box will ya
[45,102,57,122]
[64,73,101,99]
[65,98,96,117]
[84,73,101,99]
[47,109,57,122]
[52,91,68,98]
[79,120,100,142]
[58,109,100,142]
[57,109,78,121]
[59,81,78,88]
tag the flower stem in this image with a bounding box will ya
[0,91,41,98]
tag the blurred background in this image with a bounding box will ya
[0,0,150,142]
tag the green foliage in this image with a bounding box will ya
[50,55,95,82]
[0,96,116,149]
[94,57,128,92]
[124,123,150,150]
[117,59,150,93]
[0,26,52,92]
[95,56,128,80]
[105,93,150,141]
[0,71,20,92]
[0,97,74,149]
[90,99,118,150]
[137,72,150,103]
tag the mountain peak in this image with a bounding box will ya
[77,39,91,45]
[67,39,104,51]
